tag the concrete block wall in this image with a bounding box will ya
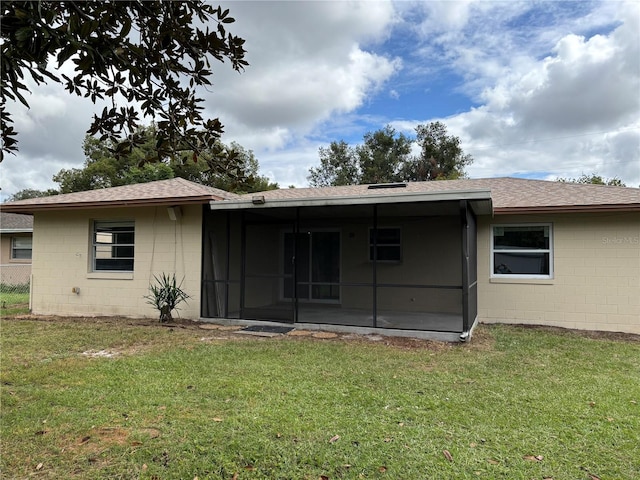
[31,205,203,319]
[477,212,640,334]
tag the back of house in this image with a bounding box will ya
[3,177,638,340]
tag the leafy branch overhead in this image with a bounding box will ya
[0,1,248,161]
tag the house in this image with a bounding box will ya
[2,176,639,340]
[0,212,34,286]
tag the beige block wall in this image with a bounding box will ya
[477,212,640,334]
[31,205,203,319]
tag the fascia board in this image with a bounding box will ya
[209,189,493,211]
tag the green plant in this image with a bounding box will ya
[144,273,190,322]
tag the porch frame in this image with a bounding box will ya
[202,189,490,339]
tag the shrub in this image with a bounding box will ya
[144,273,190,322]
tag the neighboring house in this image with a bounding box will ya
[0,212,34,286]
[3,177,639,340]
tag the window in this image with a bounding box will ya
[369,227,401,262]
[491,224,552,278]
[11,237,32,260]
[92,221,135,271]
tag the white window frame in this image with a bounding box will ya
[369,227,402,263]
[11,236,32,260]
[491,223,553,279]
[91,220,135,272]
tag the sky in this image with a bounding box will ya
[1,0,639,200]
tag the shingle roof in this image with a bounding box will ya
[243,177,640,213]
[1,178,240,213]
[0,212,33,231]
[2,177,639,215]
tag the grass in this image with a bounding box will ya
[0,290,30,315]
[1,318,639,479]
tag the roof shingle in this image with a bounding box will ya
[1,178,240,213]
[242,177,640,213]
[0,212,33,231]
[2,177,639,215]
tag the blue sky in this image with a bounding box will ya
[1,0,638,198]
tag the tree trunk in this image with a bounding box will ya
[159,305,172,323]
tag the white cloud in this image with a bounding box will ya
[2,0,638,196]
[207,2,401,149]
[195,0,402,186]
[1,80,96,198]
[402,0,640,187]
[507,29,639,133]
[1,1,402,196]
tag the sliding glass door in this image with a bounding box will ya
[283,230,340,302]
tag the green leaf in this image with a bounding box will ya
[15,27,33,42]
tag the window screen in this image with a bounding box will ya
[11,237,32,260]
[93,221,135,271]
[492,225,552,277]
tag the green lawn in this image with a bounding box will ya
[0,289,30,315]
[1,318,639,479]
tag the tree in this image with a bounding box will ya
[400,121,473,181]
[307,122,472,186]
[201,141,280,194]
[6,188,58,201]
[52,127,278,194]
[53,130,177,193]
[357,126,412,184]
[557,173,626,187]
[1,1,247,161]
[308,141,358,187]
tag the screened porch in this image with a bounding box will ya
[201,191,484,339]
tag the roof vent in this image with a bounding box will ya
[367,182,407,190]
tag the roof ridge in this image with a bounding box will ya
[171,176,205,193]
[495,176,637,190]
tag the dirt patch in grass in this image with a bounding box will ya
[463,325,496,351]
[10,314,201,329]
[65,426,161,456]
[4,302,29,309]
[344,333,454,351]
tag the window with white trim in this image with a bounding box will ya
[369,227,401,262]
[491,224,552,278]
[92,221,135,271]
[11,237,32,260]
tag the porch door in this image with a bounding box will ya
[283,231,340,302]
